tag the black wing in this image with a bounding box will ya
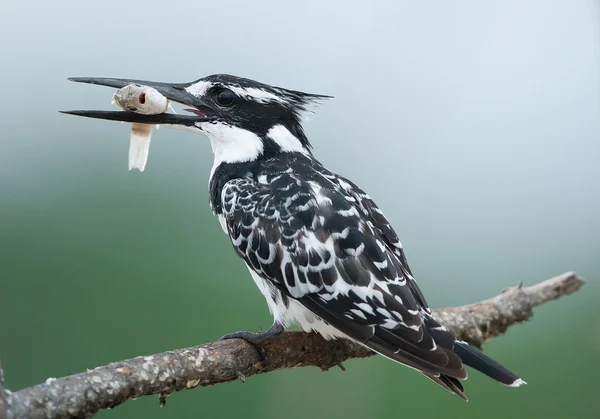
[319,171,431,312]
[220,161,467,389]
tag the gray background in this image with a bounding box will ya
[1,1,598,418]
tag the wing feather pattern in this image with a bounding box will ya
[219,154,518,399]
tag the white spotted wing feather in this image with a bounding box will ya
[218,154,472,395]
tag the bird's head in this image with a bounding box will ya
[64,74,331,165]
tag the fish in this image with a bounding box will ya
[111,84,170,172]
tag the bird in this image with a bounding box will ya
[64,74,525,400]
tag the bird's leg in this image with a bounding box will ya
[220,322,284,345]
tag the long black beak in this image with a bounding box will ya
[61,77,216,126]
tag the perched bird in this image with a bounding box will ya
[64,74,525,400]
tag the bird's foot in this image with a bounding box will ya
[220,322,284,345]
[219,322,284,361]
[220,322,284,360]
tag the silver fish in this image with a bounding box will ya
[112,84,169,172]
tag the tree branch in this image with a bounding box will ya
[3,272,584,419]
[1,358,7,419]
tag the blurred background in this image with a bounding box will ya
[1,0,599,418]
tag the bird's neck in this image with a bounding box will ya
[205,126,264,182]
[204,121,311,180]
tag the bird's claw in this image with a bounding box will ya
[219,323,284,361]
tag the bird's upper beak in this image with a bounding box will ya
[61,77,216,126]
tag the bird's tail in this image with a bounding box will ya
[453,340,526,387]
[423,373,468,401]
[424,315,526,388]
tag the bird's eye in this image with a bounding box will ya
[215,88,235,107]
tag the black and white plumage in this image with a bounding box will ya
[200,75,524,400]
[66,73,525,400]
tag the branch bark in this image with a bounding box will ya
[2,272,584,419]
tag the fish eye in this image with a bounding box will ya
[215,88,235,107]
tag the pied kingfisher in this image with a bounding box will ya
[65,74,525,400]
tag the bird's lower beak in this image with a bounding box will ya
[61,77,216,126]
